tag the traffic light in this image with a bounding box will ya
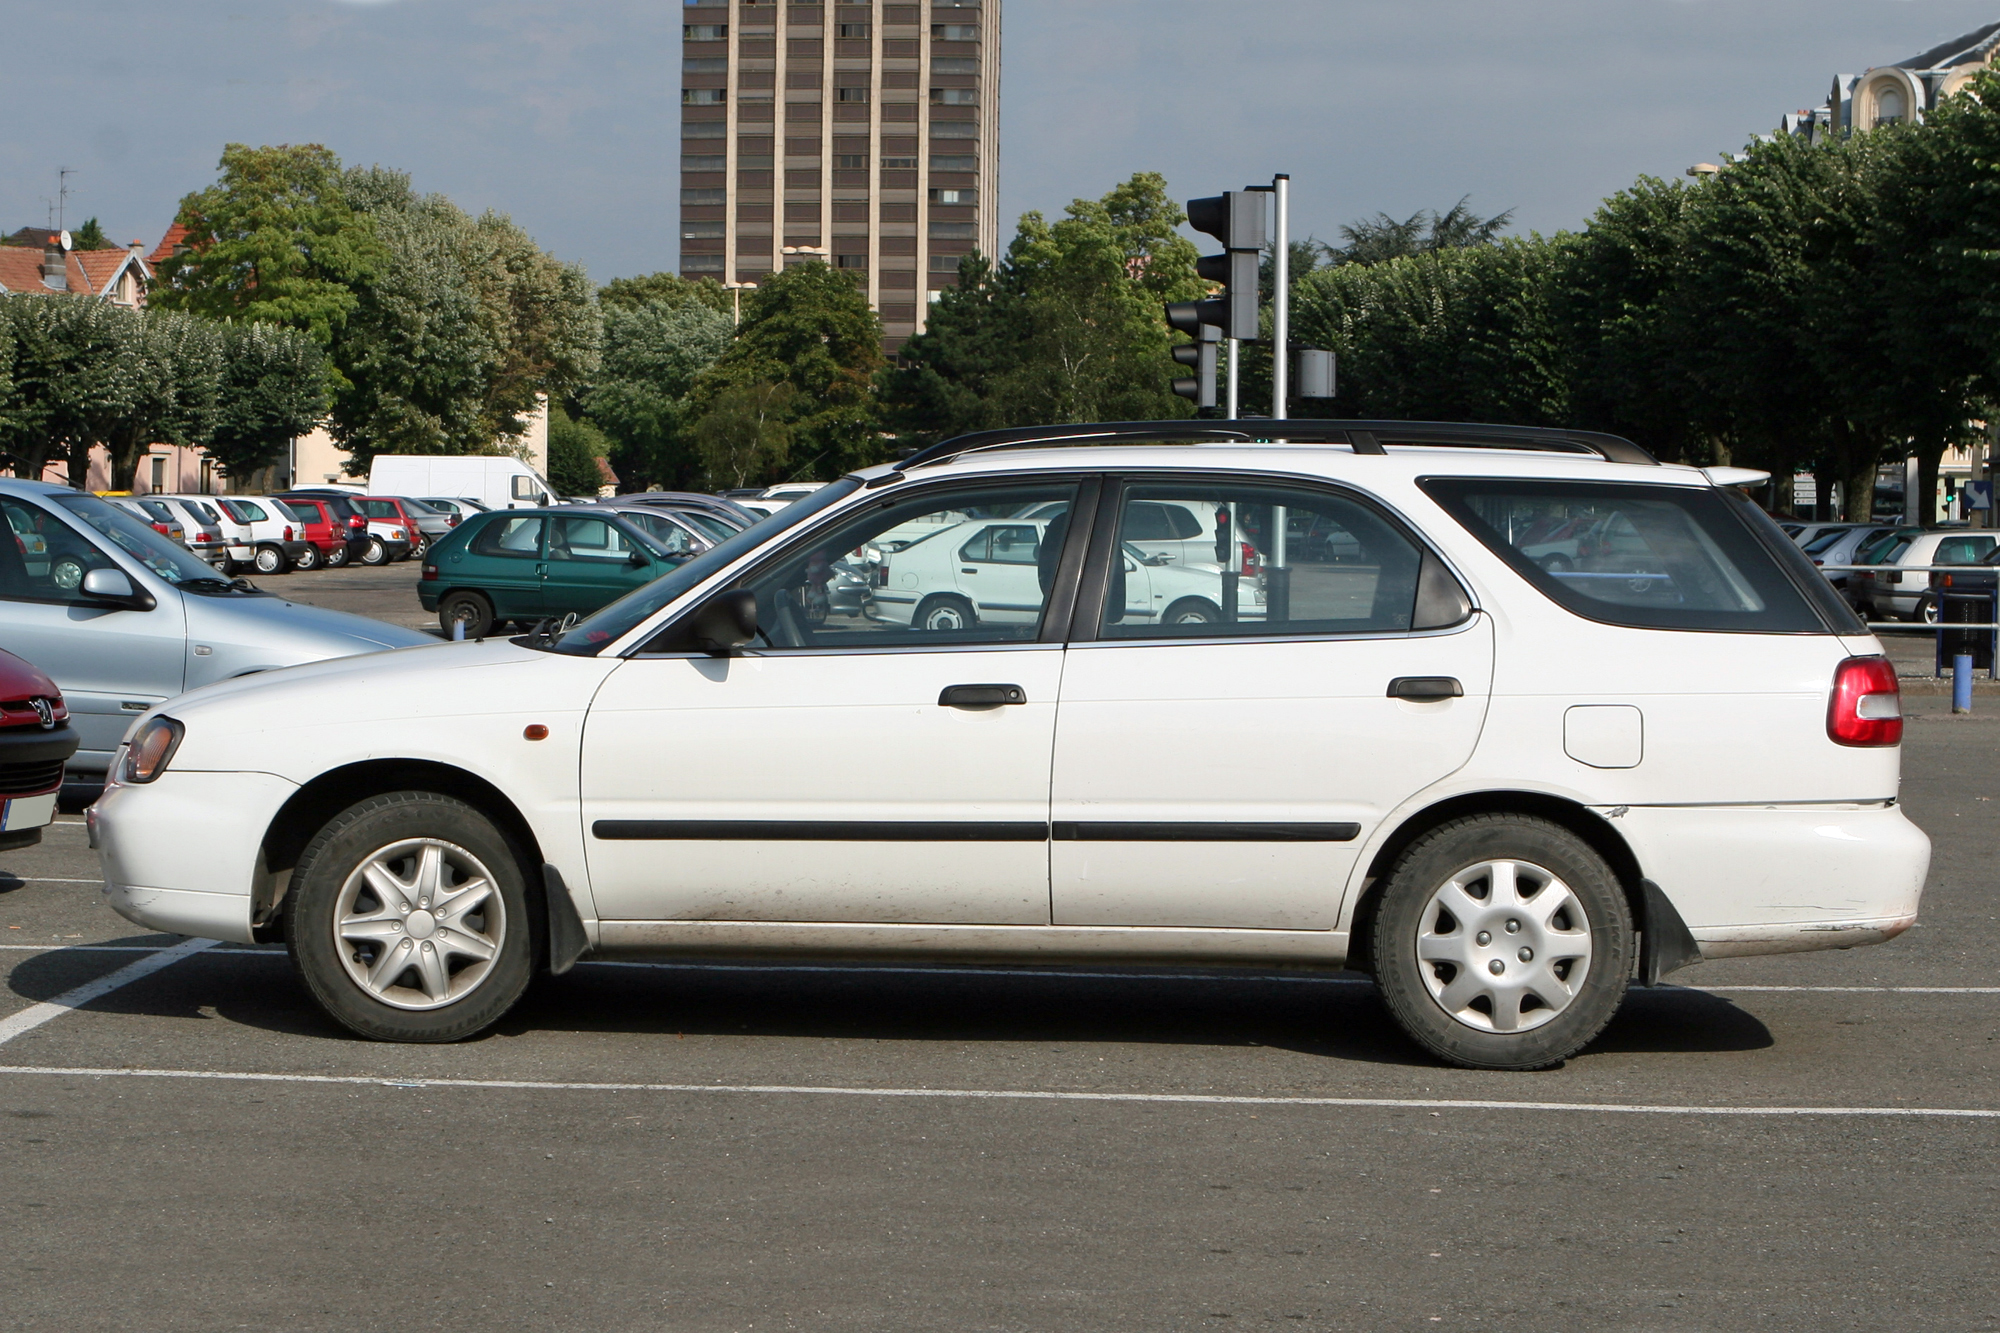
[1185,191,1266,341]
[1171,323,1220,409]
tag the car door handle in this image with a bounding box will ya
[961,567,978,574]
[1388,676,1463,701]
[939,684,1027,709]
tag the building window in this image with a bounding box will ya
[929,222,978,238]
[930,88,978,105]
[930,121,978,138]
[682,225,726,238]
[682,154,727,171]
[930,58,978,74]
[932,23,978,39]
[930,154,977,172]
[837,254,869,269]
[1876,85,1905,125]
[684,24,729,39]
[836,86,871,102]
[881,157,917,169]
[836,154,870,168]
[928,188,976,204]
[736,155,775,169]
[683,57,729,71]
[683,89,728,104]
[683,122,727,139]
[930,253,968,271]
[682,188,728,204]
[838,22,871,37]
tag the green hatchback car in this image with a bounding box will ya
[418,507,682,637]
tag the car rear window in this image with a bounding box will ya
[357,499,399,519]
[1421,478,1831,633]
[1802,528,1852,555]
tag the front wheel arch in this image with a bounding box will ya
[255,759,547,945]
[1344,790,1643,977]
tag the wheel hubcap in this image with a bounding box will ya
[332,838,504,1011]
[1415,858,1591,1033]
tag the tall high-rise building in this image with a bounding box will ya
[679,0,1002,351]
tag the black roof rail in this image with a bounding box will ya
[895,419,1659,472]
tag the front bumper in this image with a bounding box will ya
[92,768,299,944]
[1601,801,1930,960]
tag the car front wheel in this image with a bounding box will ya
[1163,597,1221,625]
[293,544,321,571]
[916,594,976,632]
[1370,814,1633,1071]
[285,792,536,1043]
[253,545,286,575]
[326,543,350,568]
[360,537,388,566]
[438,590,495,639]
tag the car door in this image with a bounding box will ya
[542,514,662,618]
[1050,476,1494,931]
[581,476,1091,925]
[454,514,547,621]
[0,494,186,772]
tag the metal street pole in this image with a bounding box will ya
[1226,338,1239,419]
[1272,174,1289,421]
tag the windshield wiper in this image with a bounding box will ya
[179,576,263,595]
[521,611,580,648]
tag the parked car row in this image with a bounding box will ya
[95,490,489,577]
[1780,519,2000,623]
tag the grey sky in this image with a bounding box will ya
[3,1,1995,281]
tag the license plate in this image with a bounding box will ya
[0,793,56,832]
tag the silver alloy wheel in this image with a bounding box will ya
[332,838,506,1011]
[1415,858,1592,1034]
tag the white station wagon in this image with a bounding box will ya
[90,421,1930,1070]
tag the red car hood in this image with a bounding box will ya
[0,648,64,726]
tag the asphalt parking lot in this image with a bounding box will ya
[2,565,1996,1330]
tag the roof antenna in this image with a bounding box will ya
[56,167,73,233]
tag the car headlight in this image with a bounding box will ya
[122,716,184,784]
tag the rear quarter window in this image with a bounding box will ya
[1421,478,1835,633]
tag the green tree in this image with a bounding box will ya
[547,401,613,495]
[0,296,142,483]
[581,297,733,490]
[600,271,732,316]
[98,310,223,493]
[692,261,883,480]
[882,172,1206,443]
[72,218,110,251]
[149,143,385,345]
[205,321,328,479]
[328,168,601,470]
[1333,197,1515,266]
[692,381,797,488]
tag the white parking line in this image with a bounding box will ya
[0,877,104,885]
[0,938,217,1048]
[0,1063,1990,1119]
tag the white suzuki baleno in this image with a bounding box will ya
[91,423,1930,1069]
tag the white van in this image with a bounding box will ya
[367,456,554,512]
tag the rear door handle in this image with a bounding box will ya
[940,684,1027,709]
[1388,676,1463,701]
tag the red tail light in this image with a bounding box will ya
[1240,541,1259,577]
[283,525,294,540]
[422,564,439,581]
[1828,656,1902,747]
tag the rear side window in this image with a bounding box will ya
[471,516,544,558]
[358,499,398,519]
[1934,535,1996,565]
[1422,479,1828,633]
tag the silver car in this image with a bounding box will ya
[0,481,433,778]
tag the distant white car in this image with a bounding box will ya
[870,517,1263,631]
[211,497,309,575]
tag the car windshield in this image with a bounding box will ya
[1802,528,1852,555]
[400,497,443,516]
[49,493,239,589]
[673,510,737,541]
[544,479,862,655]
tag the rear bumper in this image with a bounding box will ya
[1599,801,1930,960]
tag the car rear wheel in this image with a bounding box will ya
[916,594,976,632]
[285,792,535,1043]
[1370,814,1633,1071]
[326,543,350,568]
[360,537,388,566]
[252,545,286,575]
[438,590,495,639]
[293,544,321,571]
[1912,595,1939,626]
[1163,597,1221,625]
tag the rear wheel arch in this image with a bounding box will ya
[1344,790,1643,975]
[255,759,546,943]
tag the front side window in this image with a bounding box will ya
[711,481,1080,651]
[1098,482,1427,640]
[1423,478,1826,633]
[471,516,545,559]
[220,499,266,524]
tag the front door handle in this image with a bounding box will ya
[939,684,1027,709]
[1388,676,1463,702]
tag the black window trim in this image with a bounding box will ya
[629,471,1104,658]
[1066,469,1478,647]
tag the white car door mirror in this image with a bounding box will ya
[80,566,154,611]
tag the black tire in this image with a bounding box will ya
[326,543,350,568]
[293,544,321,571]
[1162,596,1221,625]
[284,791,538,1043]
[360,537,388,566]
[252,545,287,575]
[438,590,495,639]
[915,594,976,632]
[1370,814,1633,1071]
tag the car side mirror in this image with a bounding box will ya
[687,589,758,653]
[80,567,154,611]
[628,549,650,569]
